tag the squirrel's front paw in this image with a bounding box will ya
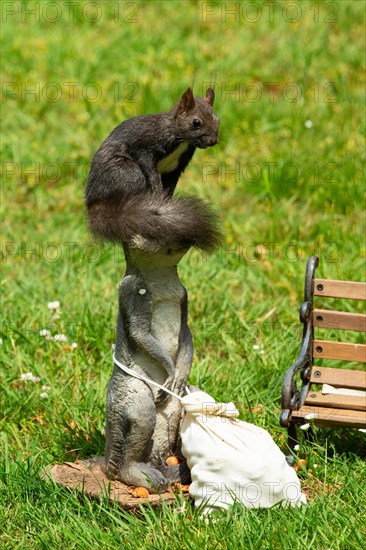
[155,389,168,405]
[171,378,188,397]
[154,376,174,404]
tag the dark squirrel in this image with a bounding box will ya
[85,87,221,251]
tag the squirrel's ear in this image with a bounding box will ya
[176,87,195,115]
[205,87,215,106]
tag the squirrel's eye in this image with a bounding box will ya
[192,118,202,128]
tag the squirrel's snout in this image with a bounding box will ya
[208,135,219,146]
[198,135,219,149]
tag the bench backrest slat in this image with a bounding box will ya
[314,278,366,300]
[309,366,366,389]
[313,340,366,362]
[313,309,366,332]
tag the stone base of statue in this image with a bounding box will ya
[42,456,189,510]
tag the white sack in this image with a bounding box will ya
[180,391,306,515]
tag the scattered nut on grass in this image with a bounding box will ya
[127,486,149,498]
[166,456,181,466]
[293,459,307,472]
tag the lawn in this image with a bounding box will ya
[1,0,365,548]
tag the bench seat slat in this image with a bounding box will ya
[291,405,366,428]
[313,309,366,332]
[313,340,366,362]
[314,278,366,300]
[309,366,366,389]
[305,391,366,411]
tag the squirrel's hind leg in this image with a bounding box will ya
[105,379,169,493]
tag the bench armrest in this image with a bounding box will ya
[280,256,319,427]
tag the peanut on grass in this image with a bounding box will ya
[127,486,150,498]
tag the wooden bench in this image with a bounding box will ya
[280,256,366,451]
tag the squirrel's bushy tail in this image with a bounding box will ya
[87,193,222,252]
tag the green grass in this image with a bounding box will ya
[1,0,366,548]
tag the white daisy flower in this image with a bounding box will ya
[300,423,311,431]
[53,334,67,342]
[21,372,41,383]
[47,301,60,310]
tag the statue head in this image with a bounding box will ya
[123,241,190,269]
